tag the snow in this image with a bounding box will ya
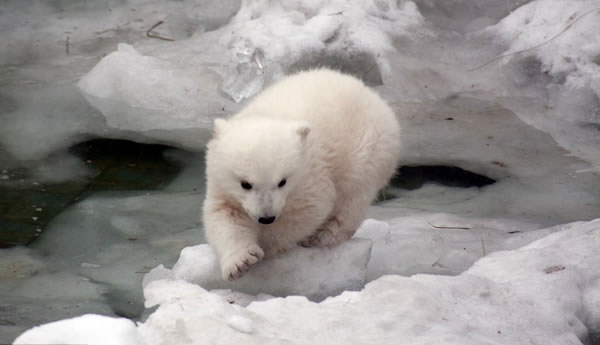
[356,215,555,280]
[489,0,600,86]
[13,314,141,345]
[13,219,600,344]
[482,0,600,165]
[143,239,372,301]
[75,0,430,146]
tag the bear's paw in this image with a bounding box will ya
[221,244,264,281]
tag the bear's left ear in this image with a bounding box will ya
[213,118,228,138]
[295,121,311,142]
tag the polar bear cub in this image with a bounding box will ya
[203,68,401,280]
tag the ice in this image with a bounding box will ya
[143,239,372,301]
[0,248,115,342]
[222,45,284,103]
[30,191,203,308]
[14,219,600,344]
[0,247,45,280]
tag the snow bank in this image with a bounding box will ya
[129,218,600,345]
[143,239,372,301]
[484,0,600,164]
[490,0,599,89]
[14,219,600,344]
[141,213,551,302]
[76,0,429,145]
[356,214,555,280]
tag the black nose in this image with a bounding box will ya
[258,216,276,224]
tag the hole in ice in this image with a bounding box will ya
[0,138,185,247]
[68,138,183,191]
[390,165,496,191]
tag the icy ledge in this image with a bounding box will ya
[142,239,373,302]
[14,219,600,345]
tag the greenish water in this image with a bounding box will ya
[0,139,184,248]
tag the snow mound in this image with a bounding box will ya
[143,239,372,301]
[14,219,600,344]
[484,0,600,165]
[76,0,429,146]
[139,219,600,345]
[13,314,141,345]
[489,0,600,89]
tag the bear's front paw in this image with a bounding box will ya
[221,244,264,281]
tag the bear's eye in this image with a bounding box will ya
[278,179,287,188]
[241,181,253,190]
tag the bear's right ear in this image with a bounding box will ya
[212,118,228,138]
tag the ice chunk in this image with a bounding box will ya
[13,314,142,345]
[144,239,372,301]
[221,42,284,103]
[77,44,224,133]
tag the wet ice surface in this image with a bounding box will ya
[2,0,600,343]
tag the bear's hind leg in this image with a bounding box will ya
[300,194,370,247]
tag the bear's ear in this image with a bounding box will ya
[295,122,311,142]
[213,118,228,138]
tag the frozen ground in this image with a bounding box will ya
[2,0,600,343]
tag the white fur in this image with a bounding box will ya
[203,69,401,280]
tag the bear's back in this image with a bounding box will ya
[236,68,400,183]
[239,68,397,144]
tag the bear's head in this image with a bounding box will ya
[206,117,311,225]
